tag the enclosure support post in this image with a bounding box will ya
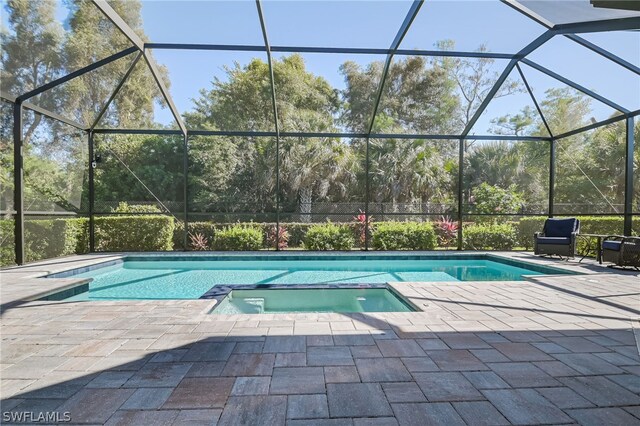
[13,101,24,265]
[365,137,370,251]
[276,138,280,251]
[549,139,555,218]
[88,131,95,252]
[255,0,281,251]
[183,134,189,251]
[457,138,464,250]
[624,117,635,235]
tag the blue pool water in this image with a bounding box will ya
[213,289,415,314]
[56,255,572,301]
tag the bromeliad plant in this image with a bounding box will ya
[267,225,290,250]
[435,216,459,250]
[353,210,373,247]
[189,232,209,251]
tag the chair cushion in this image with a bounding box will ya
[536,236,571,245]
[544,218,579,237]
[603,240,622,251]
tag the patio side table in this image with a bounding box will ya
[577,234,606,264]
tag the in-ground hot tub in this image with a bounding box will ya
[210,288,416,314]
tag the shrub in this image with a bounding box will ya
[25,218,88,261]
[370,222,437,250]
[1,220,15,266]
[50,218,89,256]
[213,225,263,251]
[516,217,547,250]
[574,216,625,235]
[470,183,525,215]
[95,215,175,251]
[189,232,209,251]
[174,222,268,250]
[174,222,345,250]
[353,210,372,247]
[463,223,517,250]
[266,225,289,250]
[174,222,218,250]
[1,218,88,266]
[111,202,161,214]
[434,216,459,250]
[303,223,355,250]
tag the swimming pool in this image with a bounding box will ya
[48,254,573,301]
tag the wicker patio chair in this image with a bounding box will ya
[534,218,580,258]
[602,235,640,270]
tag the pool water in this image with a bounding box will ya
[212,288,415,314]
[57,255,571,301]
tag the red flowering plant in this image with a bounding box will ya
[353,210,373,247]
[435,216,458,250]
[267,225,289,250]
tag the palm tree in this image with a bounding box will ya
[279,137,356,222]
[370,138,456,214]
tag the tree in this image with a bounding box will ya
[341,55,459,134]
[539,88,598,212]
[490,106,537,136]
[435,41,525,132]
[280,136,357,222]
[470,182,525,215]
[64,0,167,128]
[186,55,352,216]
[539,87,591,136]
[465,140,548,214]
[369,139,457,212]
[1,0,64,142]
[554,120,636,213]
[93,134,184,211]
[340,56,459,215]
[1,0,170,216]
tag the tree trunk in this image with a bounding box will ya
[299,187,312,223]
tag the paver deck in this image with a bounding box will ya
[1,252,638,425]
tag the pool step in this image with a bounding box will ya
[237,297,265,314]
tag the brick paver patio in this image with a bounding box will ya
[1,253,639,425]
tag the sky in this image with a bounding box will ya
[2,0,639,135]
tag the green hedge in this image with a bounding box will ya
[94,215,175,252]
[463,223,517,250]
[53,218,89,256]
[1,215,176,266]
[212,225,263,251]
[5,214,634,267]
[174,222,360,250]
[1,220,15,266]
[303,223,355,250]
[370,222,437,250]
[1,218,88,266]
